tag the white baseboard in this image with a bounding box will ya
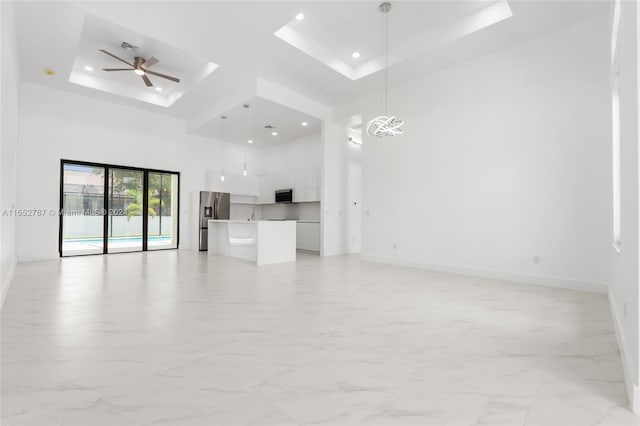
[17,254,58,262]
[609,292,640,414]
[1,260,16,309]
[360,254,608,294]
[322,247,360,257]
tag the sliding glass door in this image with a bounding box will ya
[60,160,179,257]
[108,168,145,253]
[147,172,179,250]
[60,163,106,256]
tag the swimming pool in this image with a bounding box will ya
[62,235,175,255]
[64,235,171,244]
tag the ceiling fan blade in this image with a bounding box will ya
[142,57,158,68]
[141,74,153,87]
[102,68,133,71]
[99,49,134,67]
[144,69,180,83]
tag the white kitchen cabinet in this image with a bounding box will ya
[274,170,295,190]
[259,175,275,204]
[230,194,258,204]
[293,168,306,203]
[296,222,320,252]
[259,167,320,204]
[293,167,320,203]
[237,175,259,197]
[304,167,320,202]
[220,174,259,197]
[223,174,239,195]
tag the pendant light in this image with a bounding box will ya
[220,115,227,182]
[367,2,404,139]
[243,104,249,176]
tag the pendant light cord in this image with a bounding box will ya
[382,5,389,116]
[221,116,226,176]
[381,8,385,116]
[244,105,248,170]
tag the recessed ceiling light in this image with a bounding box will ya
[134,69,145,76]
[248,139,254,144]
[155,87,163,92]
[301,122,308,126]
[84,66,94,72]
[271,132,278,136]
[295,12,304,20]
[352,52,361,59]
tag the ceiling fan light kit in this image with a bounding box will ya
[367,2,405,139]
[99,49,181,88]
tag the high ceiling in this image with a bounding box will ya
[12,1,608,133]
[192,96,322,147]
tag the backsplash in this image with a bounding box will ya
[230,201,320,222]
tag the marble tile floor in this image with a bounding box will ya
[1,251,638,426]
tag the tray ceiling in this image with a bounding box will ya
[192,96,321,147]
[70,14,217,107]
[274,1,512,80]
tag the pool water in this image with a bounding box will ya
[64,235,171,244]
[62,235,175,255]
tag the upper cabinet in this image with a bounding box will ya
[235,174,259,197]
[213,172,259,197]
[274,170,295,191]
[293,167,320,203]
[259,175,275,204]
[258,166,320,204]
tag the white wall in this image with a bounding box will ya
[353,15,611,293]
[1,2,20,306]
[321,117,363,256]
[609,0,640,413]
[16,83,263,261]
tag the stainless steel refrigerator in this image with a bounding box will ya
[199,191,230,251]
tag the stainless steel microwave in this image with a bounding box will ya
[275,189,293,204]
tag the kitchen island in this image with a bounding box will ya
[207,220,296,265]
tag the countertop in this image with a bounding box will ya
[208,220,296,223]
[209,219,320,223]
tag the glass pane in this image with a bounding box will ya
[147,172,179,250]
[61,163,105,256]
[107,168,144,253]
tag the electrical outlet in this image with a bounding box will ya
[365,210,370,216]
[533,256,540,264]
[393,243,398,250]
